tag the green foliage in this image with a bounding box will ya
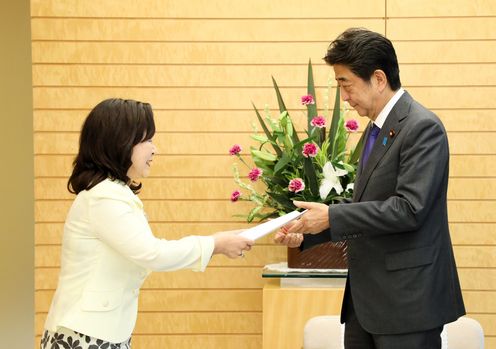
[232,61,364,221]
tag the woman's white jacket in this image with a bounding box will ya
[44,179,215,343]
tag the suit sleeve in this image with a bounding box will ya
[329,115,449,241]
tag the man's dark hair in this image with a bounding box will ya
[68,98,155,194]
[324,28,401,90]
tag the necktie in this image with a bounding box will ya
[361,124,380,167]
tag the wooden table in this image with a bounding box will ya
[262,276,345,349]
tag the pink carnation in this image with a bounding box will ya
[345,119,359,133]
[301,94,315,105]
[311,115,326,128]
[288,178,305,193]
[248,167,263,182]
[302,142,318,158]
[230,190,241,202]
[229,144,242,155]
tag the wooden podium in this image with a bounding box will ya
[262,267,346,349]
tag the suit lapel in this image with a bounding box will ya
[353,92,413,202]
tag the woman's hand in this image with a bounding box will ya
[212,230,254,259]
[274,227,304,248]
[274,221,303,247]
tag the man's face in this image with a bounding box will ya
[333,64,381,120]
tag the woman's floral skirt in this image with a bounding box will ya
[40,327,131,349]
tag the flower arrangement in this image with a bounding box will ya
[230,61,364,222]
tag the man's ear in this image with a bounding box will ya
[373,69,388,92]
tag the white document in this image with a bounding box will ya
[239,210,307,241]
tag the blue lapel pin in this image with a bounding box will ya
[382,137,387,146]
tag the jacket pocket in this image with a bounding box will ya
[385,246,436,271]
[81,289,123,312]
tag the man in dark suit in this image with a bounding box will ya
[276,28,465,349]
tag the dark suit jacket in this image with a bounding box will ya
[303,91,465,334]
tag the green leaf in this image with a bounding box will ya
[327,88,341,158]
[332,117,348,161]
[341,162,355,172]
[285,114,294,138]
[349,129,366,164]
[304,158,319,196]
[272,76,288,114]
[264,175,287,187]
[255,210,280,222]
[250,134,269,143]
[252,103,282,157]
[306,59,318,135]
[273,153,292,174]
[267,191,296,211]
[272,77,300,144]
[247,206,263,223]
[251,149,277,162]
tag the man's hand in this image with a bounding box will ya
[286,201,330,234]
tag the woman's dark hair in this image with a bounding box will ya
[68,98,155,194]
[324,28,401,90]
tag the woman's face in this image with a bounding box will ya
[127,138,157,180]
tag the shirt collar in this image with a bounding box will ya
[373,88,405,128]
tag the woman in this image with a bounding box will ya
[41,98,253,348]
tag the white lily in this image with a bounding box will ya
[319,162,348,200]
[345,183,354,192]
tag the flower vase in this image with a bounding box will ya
[287,241,348,269]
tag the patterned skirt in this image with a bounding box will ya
[40,327,131,349]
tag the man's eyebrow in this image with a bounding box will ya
[336,77,349,82]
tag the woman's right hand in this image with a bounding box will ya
[212,230,254,259]
[274,222,304,248]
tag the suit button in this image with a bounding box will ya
[102,300,109,307]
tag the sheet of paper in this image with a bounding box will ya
[239,210,307,241]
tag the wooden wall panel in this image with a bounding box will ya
[31,18,384,41]
[388,0,496,17]
[31,0,385,18]
[30,42,343,64]
[32,64,496,90]
[463,291,496,313]
[388,18,496,40]
[32,0,495,348]
[395,41,496,64]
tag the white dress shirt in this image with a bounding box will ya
[374,88,405,128]
[44,178,215,343]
